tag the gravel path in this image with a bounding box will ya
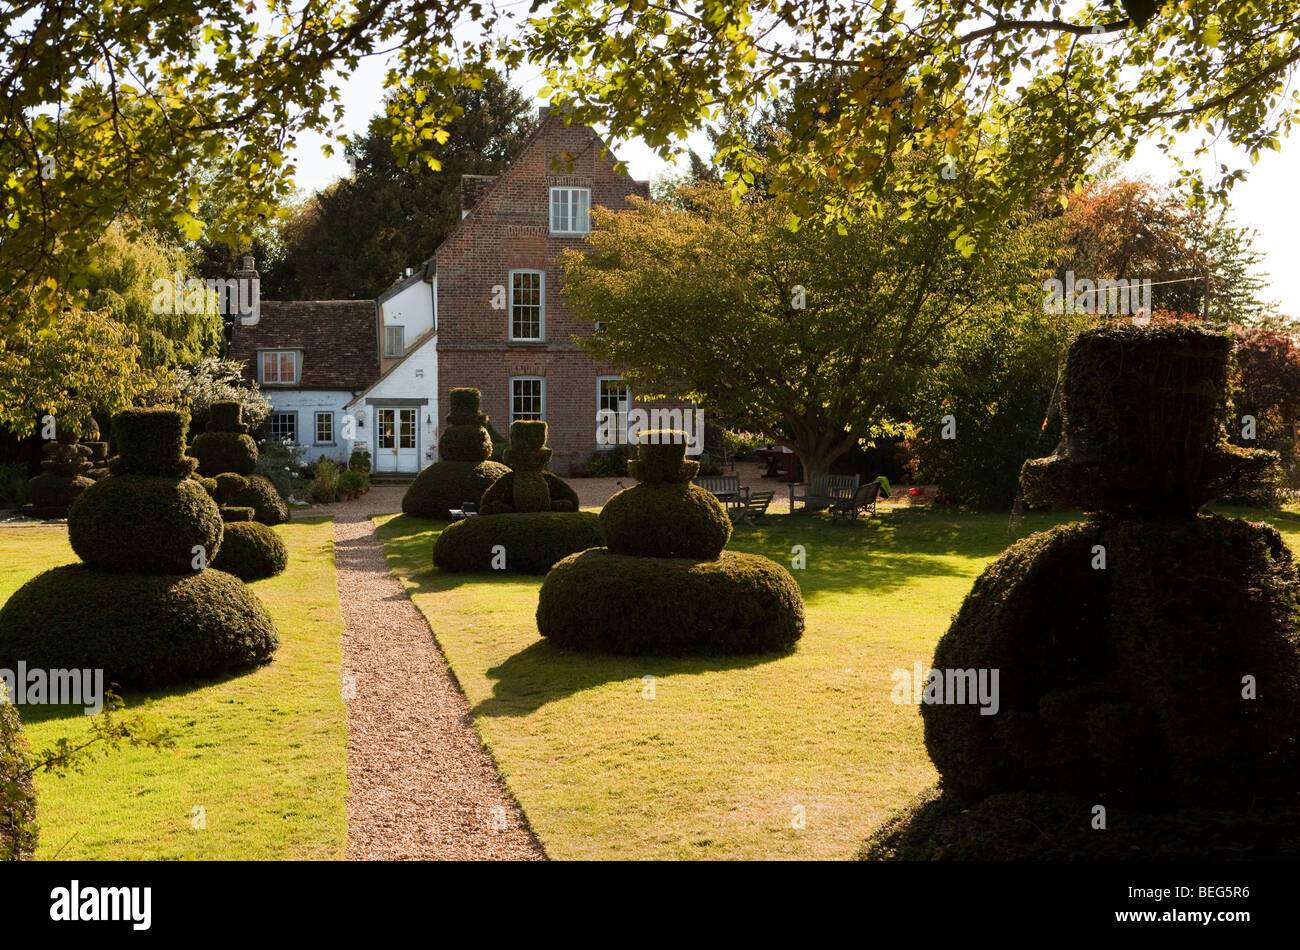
[330,488,543,860]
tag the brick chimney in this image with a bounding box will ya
[460,174,498,216]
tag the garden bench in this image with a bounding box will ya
[449,502,479,521]
[789,473,860,513]
[830,481,883,522]
[730,490,774,525]
[692,474,748,510]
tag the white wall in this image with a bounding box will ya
[265,389,357,465]
[350,334,440,471]
[380,278,435,343]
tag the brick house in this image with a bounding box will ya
[231,107,674,475]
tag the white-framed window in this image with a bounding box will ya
[549,186,590,235]
[509,270,545,341]
[315,411,334,445]
[510,377,545,423]
[260,350,298,385]
[269,411,297,442]
[597,377,631,448]
[384,325,405,358]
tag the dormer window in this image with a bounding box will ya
[384,325,405,358]
[260,350,298,386]
[550,187,590,235]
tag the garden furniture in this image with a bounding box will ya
[692,474,748,510]
[730,490,774,525]
[830,482,882,522]
[789,473,860,513]
[449,502,479,521]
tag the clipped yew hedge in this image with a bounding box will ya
[536,548,805,655]
[211,522,288,580]
[228,474,289,525]
[600,482,731,559]
[0,566,279,688]
[68,475,224,574]
[433,511,603,574]
[401,459,511,519]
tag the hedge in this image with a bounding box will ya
[433,511,603,574]
[480,471,579,514]
[68,475,224,574]
[108,408,195,478]
[600,482,730,559]
[211,521,288,580]
[0,565,279,688]
[227,474,289,525]
[401,459,511,519]
[922,515,1300,810]
[536,548,805,655]
[189,430,258,477]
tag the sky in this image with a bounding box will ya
[290,49,1300,317]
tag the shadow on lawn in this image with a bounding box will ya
[471,639,783,719]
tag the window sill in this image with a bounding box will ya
[508,338,547,345]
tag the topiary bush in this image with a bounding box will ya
[211,521,288,580]
[478,421,580,514]
[189,400,258,477]
[0,565,279,688]
[535,429,804,655]
[537,549,805,654]
[403,460,510,519]
[481,471,578,514]
[433,511,602,574]
[221,506,254,523]
[601,481,730,558]
[229,473,289,524]
[0,700,37,860]
[403,389,510,518]
[108,407,195,477]
[865,323,1300,860]
[68,475,224,573]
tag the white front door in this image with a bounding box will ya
[376,408,419,473]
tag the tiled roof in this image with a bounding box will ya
[229,300,378,391]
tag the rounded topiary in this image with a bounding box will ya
[923,514,1300,809]
[0,701,37,861]
[68,475,224,573]
[212,473,248,504]
[402,460,511,519]
[438,388,493,462]
[601,481,730,559]
[107,408,196,478]
[25,472,93,509]
[433,511,603,574]
[478,421,579,514]
[211,521,288,580]
[188,400,258,477]
[537,549,805,654]
[190,430,258,477]
[227,474,288,525]
[0,565,279,689]
[480,471,579,514]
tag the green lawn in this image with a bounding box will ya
[376,503,1300,860]
[0,520,347,860]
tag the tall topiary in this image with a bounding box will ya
[0,407,279,689]
[537,430,804,653]
[434,421,592,573]
[402,388,510,519]
[22,421,98,518]
[479,421,579,515]
[864,323,1300,860]
[189,399,258,477]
